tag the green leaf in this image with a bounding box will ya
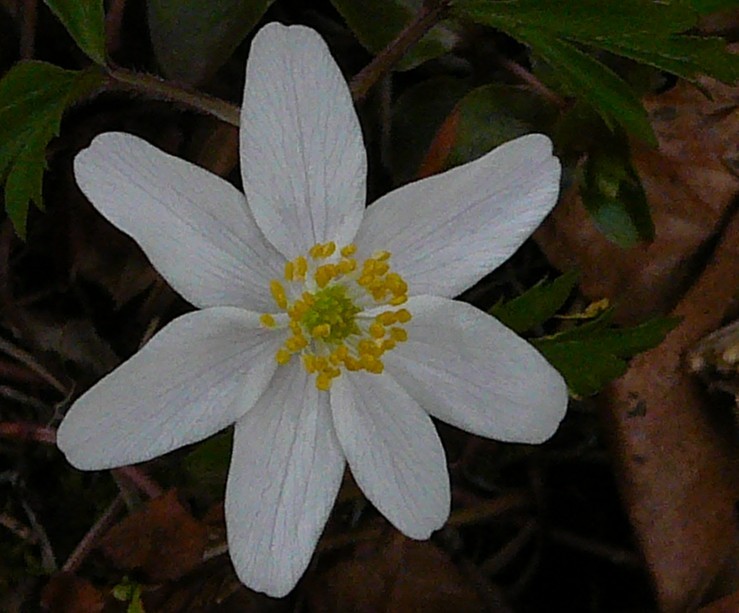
[519,30,656,144]
[534,311,679,396]
[330,0,456,70]
[43,0,106,64]
[581,136,654,247]
[490,270,579,334]
[0,62,104,237]
[455,0,739,142]
[459,0,697,39]
[147,0,276,84]
[446,83,552,169]
[594,35,739,84]
[183,431,231,498]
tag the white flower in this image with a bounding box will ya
[57,23,567,597]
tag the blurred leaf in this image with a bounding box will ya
[0,62,104,237]
[455,0,739,143]
[534,309,679,396]
[490,270,579,334]
[689,0,739,13]
[43,0,106,64]
[582,135,654,247]
[330,0,456,70]
[418,82,553,177]
[100,490,208,582]
[147,0,275,84]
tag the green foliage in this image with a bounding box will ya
[455,0,739,142]
[183,431,232,498]
[147,0,276,84]
[581,134,653,247]
[329,0,456,69]
[490,270,580,335]
[43,0,106,64]
[533,309,679,397]
[112,577,145,613]
[0,62,103,237]
[446,83,553,168]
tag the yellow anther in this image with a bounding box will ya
[303,354,317,373]
[381,339,396,351]
[360,354,384,373]
[284,260,295,282]
[288,299,309,320]
[369,322,385,339]
[312,323,331,338]
[260,313,277,328]
[390,295,408,306]
[314,264,337,288]
[341,244,357,257]
[357,274,374,287]
[314,356,328,371]
[316,373,332,391]
[285,335,307,351]
[395,308,411,323]
[345,357,361,371]
[377,311,397,326]
[373,262,390,276]
[295,256,307,279]
[276,348,292,365]
[338,258,357,274]
[390,327,408,342]
[374,250,391,261]
[270,280,288,309]
[309,244,324,259]
[322,241,336,257]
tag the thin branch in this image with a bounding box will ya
[0,338,69,396]
[106,67,241,127]
[63,495,126,572]
[350,0,451,103]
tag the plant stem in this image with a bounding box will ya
[349,0,451,103]
[106,66,241,127]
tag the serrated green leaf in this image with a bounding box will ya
[455,0,738,143]
[595,35,739,84]
[0,62,104,237]
[518,30,656,144]
[148,0,275,84]
[533,313,678,396]
[330,0,456,70]
[581,136,654,247]
[458,0,697,39]
[490,270,579,334]
[43,0,106,64]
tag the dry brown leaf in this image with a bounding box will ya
[601,209,739,611]
[99,489,209,582]
[307,535,486,612]
[535,74,739,324]
[41,572,105,613]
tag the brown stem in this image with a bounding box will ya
[349,0,451,103]
[106,66,241,126]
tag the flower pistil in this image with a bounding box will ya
[261,241,412,390]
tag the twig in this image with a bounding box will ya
[498,56,567,109]
[0,338,69,396]
[0,421,56,443]
[106,66,241,127]
[19,0,37,59]
[350,0,451,103]
[63,494,126,572]
[114,466,164,499]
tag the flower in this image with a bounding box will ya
[57,22,567,597]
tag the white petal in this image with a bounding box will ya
[226,363,345,597]
[74,132,284,311]
[384,296,568,443]
[57,308,281,469]
[330,372,450,539]
[240,23,366,259]
[355,134,560,298]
